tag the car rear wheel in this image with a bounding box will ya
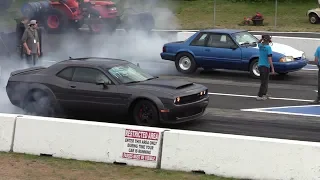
[132,100,159,126]
[309,13,319,24]
[175,53,197,74]
[23,90,55,117]
[249,59,260,78]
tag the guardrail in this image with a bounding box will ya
[1,113,320,180]
[164,31,320,61]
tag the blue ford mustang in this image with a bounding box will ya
[160,29,308,78]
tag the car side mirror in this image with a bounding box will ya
[96,79,108,88]
[230,44,238,50]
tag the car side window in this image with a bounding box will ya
[190,33,209,46]
[72,67,112,84]
[56,67,74,81]
[207,34,236,49]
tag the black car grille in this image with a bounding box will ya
[294,57,302,61]
[176,90,208,105]
[180,107,203,118]
[167,107,204,120]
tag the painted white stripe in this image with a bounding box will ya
[243,104,320,111]
[302,68,318,71]
[208,92,313,102]
[241,108,320,118]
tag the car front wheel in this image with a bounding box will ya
[175,53,197,74]
[132,100,159,126]
[309,14,319,24]
[249,59,260,78]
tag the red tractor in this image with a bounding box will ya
[21,0,119,33]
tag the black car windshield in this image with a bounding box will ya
[108,63,154,84]
[232,31,258,45]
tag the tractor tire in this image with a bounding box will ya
[43,8,68,34]
[0,0,12,11]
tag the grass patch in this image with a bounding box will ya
[1,0,318,31]
[174,0,319,32]
[0,152,236,180]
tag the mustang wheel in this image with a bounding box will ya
[23,90,54,117]
[249,59,260,78]
[175,53,197,74]
[133,100,159,126]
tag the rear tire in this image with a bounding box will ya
[23,90,55,117]
[132,100,159,126]
[175,53,197,74]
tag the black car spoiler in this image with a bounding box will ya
[10,66,46,77]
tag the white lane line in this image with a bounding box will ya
[302,68,318,71]
[241,108,320,118]
[208,92,313,102]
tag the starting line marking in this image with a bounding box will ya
[241,104,320,118]
[208,92,313,102]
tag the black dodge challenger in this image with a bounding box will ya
[6,57,209,126]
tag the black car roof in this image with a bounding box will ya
[57,57,129,69]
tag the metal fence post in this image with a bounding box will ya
[274,0,278,28]
[213,0,216,28]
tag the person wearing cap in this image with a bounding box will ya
[21,20,40,66]
[256,35,275,101]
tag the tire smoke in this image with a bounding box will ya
[0,0,181,115]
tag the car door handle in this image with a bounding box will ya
[205,49,210,52]
[70,85,76,88]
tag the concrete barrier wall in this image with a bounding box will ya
[1,113,320,179]
[13,115,166,168]
[160,129,320,180]
[0,113,18,152]
[175,31,320,61]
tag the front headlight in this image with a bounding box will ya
[302,53,306,59]
[279,56,294,62]
[174,97,180,103]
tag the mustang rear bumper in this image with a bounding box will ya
[160,52,175,61]
[159,95,209,124]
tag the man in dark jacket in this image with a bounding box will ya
[16,17,29,60]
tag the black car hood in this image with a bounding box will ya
[138,78,194,89]
[127,78,196,95]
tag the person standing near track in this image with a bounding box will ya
[256,35,275,101]
[312,46,320,104]
[21,20,40,66]
[16,17,29,60]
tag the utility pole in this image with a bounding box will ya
[213,0,216,28]
[274,0,278,28]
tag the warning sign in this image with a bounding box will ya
[122,129,160,162]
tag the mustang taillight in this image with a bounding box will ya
[162,46,166,52]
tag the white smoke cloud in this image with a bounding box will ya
[0,0,181,114]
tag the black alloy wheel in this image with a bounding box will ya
[133,100,159,126]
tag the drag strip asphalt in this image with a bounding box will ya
[158,68,320,142]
